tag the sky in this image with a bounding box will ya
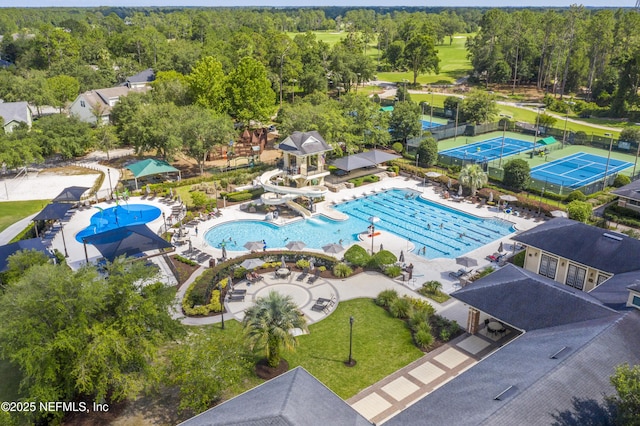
[1,1,638,8]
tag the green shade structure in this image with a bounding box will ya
[125,159,180,190]
[537,137,558,146]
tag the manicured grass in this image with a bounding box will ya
[419,289,450,304]
[0,199,49,233]
[287,298,423,399]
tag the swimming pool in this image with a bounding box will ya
[75,204,162,243]
[204,189,515,259]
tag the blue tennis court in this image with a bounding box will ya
[421,120,443,130]
[530,152,633,189]
[439,137,535,163]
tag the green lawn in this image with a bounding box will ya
[0,200,49,233]
[287,298,423,399]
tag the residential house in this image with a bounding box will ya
[69,86,149,125]
[512,217,640,292]
[122,68,155,89]
[611,178,640,213]
[0,101,32,133]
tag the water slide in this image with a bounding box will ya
[258,169,329,206]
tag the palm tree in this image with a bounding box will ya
[459,164,488,196]
[243,291,307,368]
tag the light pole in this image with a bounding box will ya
[532,107,544,156]
[368,216,379,255]
[162,211,167,234]
[107,168,113,198]
[498,115,510,168]
[345,316,356,367]
[429,91,434,128]
[60,222,69,258]
[454,101,460,141]
[602,133,614,191]
[219,277,226,330]
[562,102,574,150]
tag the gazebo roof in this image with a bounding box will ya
[81,224,173,261]
[331,149,401,171]
[126,159,179,178]
[32,203,72,221]
[52,186,90,203]
[278,131,332,156]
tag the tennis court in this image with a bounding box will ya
[439,137,535,163]
[421,120,443,130]
[530,152,633,189]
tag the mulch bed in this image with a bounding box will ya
[255,358,289,380]
[169,255,200,286]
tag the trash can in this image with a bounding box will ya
[209,258,216,268]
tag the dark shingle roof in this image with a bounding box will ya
[589,270,640,310]
[513,218,640,274]
[611,178,640,201]
[451,264,617,330]
[386,311,640,426]
[125,68,155,85]
[178,367,371,426]
[278,131,332,156]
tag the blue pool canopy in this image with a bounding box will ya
[0,238,52,272]
[81,224,173,261]
[32,202,72,221]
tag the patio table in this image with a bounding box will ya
[487,321,505,333]
[276,268,291,278]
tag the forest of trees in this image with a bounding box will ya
[0,6,638,167]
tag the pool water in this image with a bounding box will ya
[75,204,162,243]
[204,189,514,259]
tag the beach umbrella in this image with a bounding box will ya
[188,239,192,253]
[286,240,307,251]
[146,185,151,196]
[550,210,568,218]
[244,241,263,251]
[498,242,504,253]
[456,256,478,268]
[447,178,452,189]
[281,255,287,269]
[399,250,405,262]
[458,185,463,196]
[240,258,264,270]
[488,192,494,203]
[169,188,173,197]
[309,259,315,270]
[368,216,381,224]
[322,243,344,254]
[425,171,441,178]
[499,194,518,202]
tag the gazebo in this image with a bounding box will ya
[125,159,181,190]
[331,149,401,172]
[278,131,332,187]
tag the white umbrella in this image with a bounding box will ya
[281,255,287,269]
[240,258,264,270]
[550,210,568,218]
[488,192,494,203]
[458,185,463,196]
[323,243,344,254]
[399,250,405,262]
[425,171,441,178]
[244,241,263,251]
[499,194,518,202]
[498,242,504,252]
[286,240,307,251]
[447,178,452,189]
[368,216,381,224]
[456,256,478,268]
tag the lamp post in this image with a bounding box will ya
[107,168,113,198]
[532,107,544,156]
[368,216,379,255]
[345,316,356,367]
[219,278,226,330]
[162,211,167,234]
[498,115,510,168]
[60,222,69,258]
[602,133,614,191]
[454,101,460,141]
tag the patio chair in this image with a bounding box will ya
[296,268,309,281]
[307,269,321,284]
[231,288,247,295]
[311,302,327,312]
[228,294,245,302]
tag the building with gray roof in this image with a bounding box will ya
[178,367,371,426]
[0,101,32,133]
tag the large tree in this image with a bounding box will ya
[502,158,530,190]
[187,56,227,113]
[416,135,438,167]
[0,255,182,423]
[389,101,421,146]
[608,363,640,424]
[243,290,307,368]
[462,90,499,124]
[402,34,440,84]
[180,106,236,175]
[226,56,276,125]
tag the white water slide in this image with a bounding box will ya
[258,169,328,198]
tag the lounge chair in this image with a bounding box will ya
[228,294,245,302]
[311,302,326,312]
[449,268,470,279]
[296,268,309,281]
[231,288,247,295]
[307,269,321,284]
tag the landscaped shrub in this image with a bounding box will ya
[414,329,434,349]
[385,265,402,278]
[566,190,587,202]
[473,266,495,280]
[174,255,198,266]
[392,142,404,153]
[375,289,399,307]
[190,191,209,208]
[367,250,397,269]
[344,245,370,267]
[567,200,592,222]
[613,174,631,188]
[389,297,412,319]
[439,328,451,342]
[227,192,253,202]
[333,262,353,278]
[318,266,327,272]
[412,319,432,336]
[408,309,430,331]
[512,251,525,267]
[296,259,310,269]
